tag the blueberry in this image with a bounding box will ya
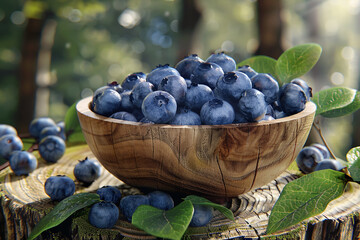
[200,98,235,125]
[314,159,345,172]
[296,146,324,174]
[121,72,146,90]
[9,151,37,176]
[96,186,122,205]
[190,62,224,89]
[0,124,17,137]
[175,54,204,79]
[237,65,258,79]
[139,117,155,124]
[92,88,122,117]
[169,107,201,125]
[38,135,66,163]
[146,64,180,89]
[311,143,331,159]
[39,126,66,141]
[206,52,236,73]
[110,111,138,122]
[29,117,57,139]
[56,121,66,140]
[251,73,279,104]
[185,82,214,113]
[158,75,187,105]
[234,111,248,124]
[278,83,307,115]
[119,195,150,222]
[107,81,123,94]
[131,108,145,121]
[291,78,312,101]
[141,91,177,124]
[238,89,267,122]
[44,175,75,201]
[73,157,102,184]
[189,204,213,227]
[0,134,23,159]
[147,191,174,210]
[130,81,155,108]
[265,104,276,118]
[260,115,275,121]
[119,90,135,112]
[214,71,252,103]
[88,201,119,229]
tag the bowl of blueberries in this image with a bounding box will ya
[76,53,316,198]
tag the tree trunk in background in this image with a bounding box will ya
[16,18,45,134]
[176,0,203,62]
[255,0,284,59]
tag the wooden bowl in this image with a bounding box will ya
[76,96,316,198]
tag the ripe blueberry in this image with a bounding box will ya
[206,52,236,73]
[130,82,155,108]
[291,78,312,101]
[189,204,213,227]
[92,88,122,117]
[146,64,180,89]
[0,134,23,159]
[29,117,57,139]
[121,72,146,90]
[39,126,66,141]
[175,54,204,79]
[0,124,17,137]
[9,151,37,175]
[311,143,331,159]
[278,83,307,115]
[88,201,119,229]
[158,75,187,105]
[38,135,66,163]
[73,157,102,184]
[119,194,150,222]
[184,82,214,113]
[110,111,138,122]
[169,107,201,125]
[237,65,258,79]
[44,175,75,201]
[141,91,177,124]
[190,62,224,89]
[96,186,122,205]
[296,146,324,174]
[147,191,174,210]
[200,98,235,125]
[251,73,279,104]
[314,159,345,172]
[238,89,267,122]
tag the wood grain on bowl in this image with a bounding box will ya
[76,97,316,198]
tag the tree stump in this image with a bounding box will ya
[1,144,360,240]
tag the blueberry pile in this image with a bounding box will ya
[91,53,312,125]
[296,143,345,174]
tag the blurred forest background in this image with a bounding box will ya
[0,0,359,158]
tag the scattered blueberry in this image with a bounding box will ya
[206,52,236,73]
[121,72,146,90]
[141,91,177,124]
[96,186,122,205]
[251,73,279,104]
[175,54,204,79]
[110,111,138,122]
[73,157,102,184]
[146,64,180,89]
[190,62,224,89]
[29,117,57,139]
[39,126,66,141]
[314,159,345,172]
[296,146,324,174]
[200,98,235,125]
[238,89,267,122]
[119,194,150,222]
[38,135,66,163]
[0,124,17,137]
[88,201,119,229]
[0,134,23,159]
[189,204,213,227]
[44,175,75,201]
[311,143,331,159]
[9,151,37,176]
[147,191,174,210]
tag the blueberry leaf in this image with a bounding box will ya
[27,193,100,240]
[347,147,360,182]
[132,200,194,240]
[64,101,86,144]
[275,43,322,84]
[312,87,357,117]
[318,90,360,118]
[183,195,235,221]
[237,55,278,80]
[266,170,347,234]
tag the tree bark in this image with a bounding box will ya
[255,0,284,59]
[176,0,203,62]
[1,145,360,239]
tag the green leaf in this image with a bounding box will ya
[27,193,100,240]
[348,147,360,182]
[312,87,357,117]
[183,195,235,221]
[64,101,86,144]
[319,91,360,118]
[237,55,278,80]
[267,170,347,234]
[132,200,194,240]
[276,43,322,84]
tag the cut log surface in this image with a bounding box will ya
[1,144,360,240]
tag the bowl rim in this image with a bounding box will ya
[76,96,317,129]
